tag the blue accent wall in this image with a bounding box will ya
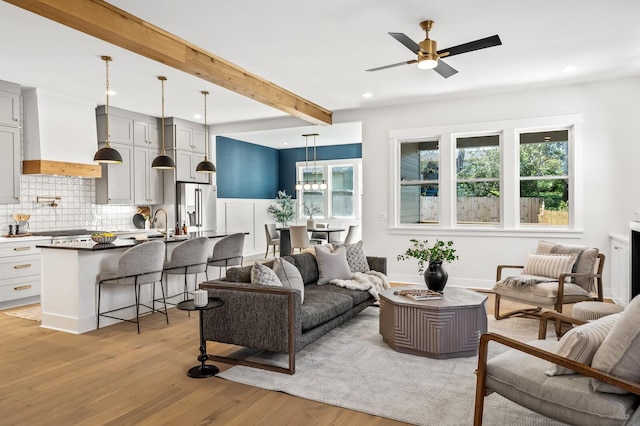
[216,136,361,199]
[278,144,362,197]
[216,136,279,199]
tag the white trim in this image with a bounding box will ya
[389,114,583,234]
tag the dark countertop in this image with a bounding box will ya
[36,230,248,251]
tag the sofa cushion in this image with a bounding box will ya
[290,253,320,286]
[487,339,638,426]
[546,313,620,376]
[300,287,353,331]
[312,283,373,306]
[591,296,640,394]
[250,262,282,287]
[332,240,370,273]
[273,257,305,303]
[493,279,591,307]
[315,245,353,285]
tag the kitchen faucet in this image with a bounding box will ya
[152,208,169,241]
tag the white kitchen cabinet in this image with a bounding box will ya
[134,118,161,150]
[96,106,134,145]
[0,239,48,309]
[134,146,164,204]
[610,234,630,306]
[95,142,135,204]
[0,126,20,204]
[175,149,210,184]
[0,81,20,127]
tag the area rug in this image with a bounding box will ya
[3,305,41,321]
[217,307,567,425]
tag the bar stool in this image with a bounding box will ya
[206,233,245,279]
[97,241,166,333]
[162,236,211,304]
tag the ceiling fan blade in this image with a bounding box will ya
[366,60,417,72]
[389,32,422,54]
[433,59,458,78]
[437,35,502,58]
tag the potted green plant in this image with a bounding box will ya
[268,190,296,227]
[397,239,458,292]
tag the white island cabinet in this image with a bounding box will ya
[0,236,50,310]
[37,231,242,334]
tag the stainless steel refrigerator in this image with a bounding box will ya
[176,182,217,232]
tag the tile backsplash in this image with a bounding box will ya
[0,174,137,233]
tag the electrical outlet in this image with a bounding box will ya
[378,212,387,221]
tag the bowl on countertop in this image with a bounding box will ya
[91,234,117,244]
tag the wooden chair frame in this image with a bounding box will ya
[494,253,605,335]
[474,311,640,425]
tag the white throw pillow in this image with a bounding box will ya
[591,296,640,393]
[332,240,370,273]
[250,262,282,287]
[315,244,353,285]
[522,252,576,279]
[273,257,305,303]
[545,313,620,376]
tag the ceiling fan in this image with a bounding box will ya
[366,20,502,78]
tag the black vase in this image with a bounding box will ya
[424,261,448,292]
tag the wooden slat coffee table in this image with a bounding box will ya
[379,286,488,359]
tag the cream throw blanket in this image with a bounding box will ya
[330,270,391,301]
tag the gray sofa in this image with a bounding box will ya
[200,252,387,374]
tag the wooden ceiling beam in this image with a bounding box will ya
[5,0,333,125]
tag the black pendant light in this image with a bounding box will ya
[151,76,175,169]
[94,55,123,164]
[195,90,216,173]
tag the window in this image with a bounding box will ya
[389,114,581,235]
[519,130,569,226]
[456,135,500,224]
[297,159,362,219]
[400,141,439,224]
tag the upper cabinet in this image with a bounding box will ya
[96,105,134,145]
[0,126,21,204]
[134,118,161,150]
[95,142,135,204]
[165,117,206,153]
[0,81,20,127]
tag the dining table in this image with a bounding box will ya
[276,227,345,256]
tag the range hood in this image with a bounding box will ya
[22,88,101,178]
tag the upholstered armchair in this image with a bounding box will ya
[493,241,604,335]
[474,309,640,425]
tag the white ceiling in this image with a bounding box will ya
[1,0,639,148]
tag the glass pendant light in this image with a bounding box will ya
[296,134,311,191]
[94,55,123,164]
[195,90,216,173]
[151,76,176,169]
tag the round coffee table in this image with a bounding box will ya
[379,286,487,359]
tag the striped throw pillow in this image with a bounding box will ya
[546,313,621,376]
[522,252,577,279]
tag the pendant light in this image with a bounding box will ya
[151,76,176,169]
[309,133,328,190]
[295,134,311,191]
[195,90,216,173]
[93,55,123,164]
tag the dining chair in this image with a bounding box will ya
[344,225,361,244]
[97,240,166,333]
[206,233,245,279]
[264,223,280,258]
[310,223,328,245]
[290,225,312,253]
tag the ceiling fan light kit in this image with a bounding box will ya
[366,19,501,78]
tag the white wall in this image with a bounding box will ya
[335,76,640,291]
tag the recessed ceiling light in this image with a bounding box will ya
[362,92,373,98]
[193,114,202,119]
[562,66,576,73]
[106,90,116,96]
[283,142,289,146]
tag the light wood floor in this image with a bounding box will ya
[0,292,556,425]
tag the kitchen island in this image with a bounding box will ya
[37,231,245,334]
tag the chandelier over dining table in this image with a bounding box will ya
[295,133,327,191]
